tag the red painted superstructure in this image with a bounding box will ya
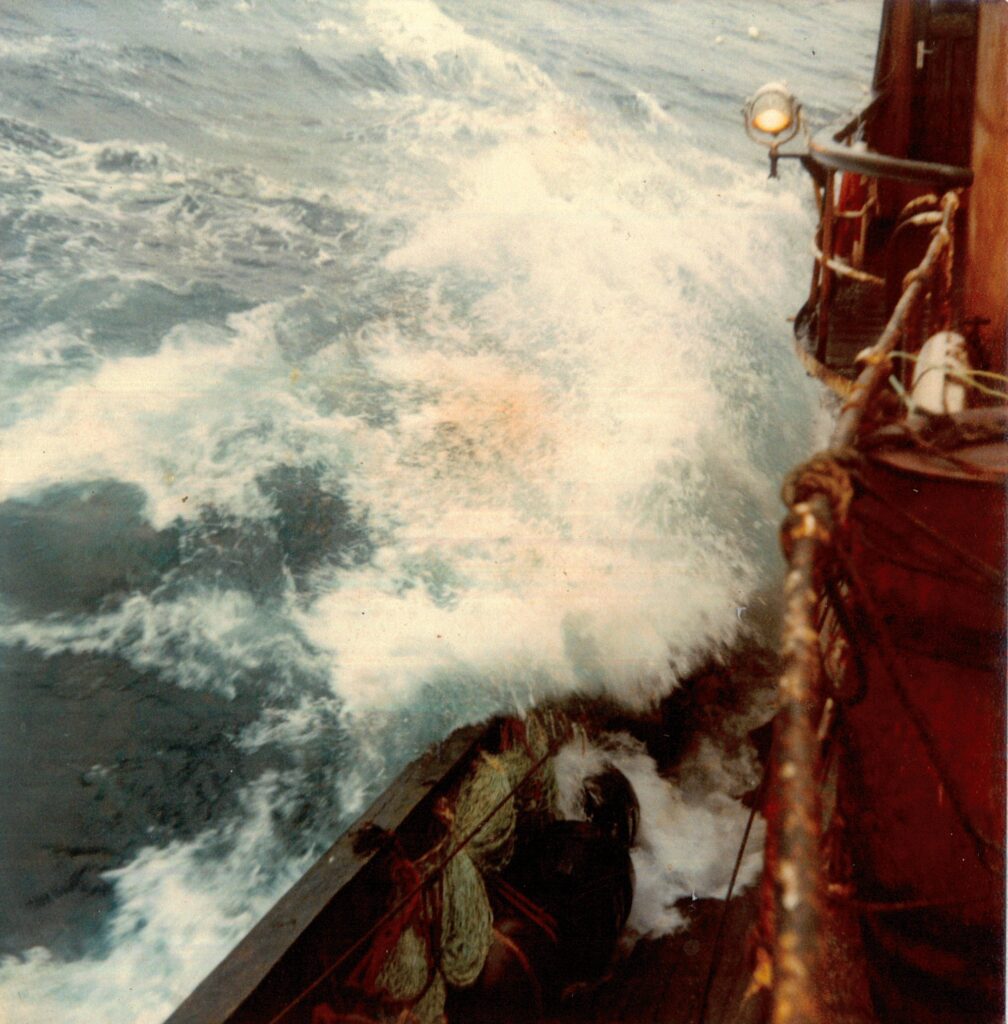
[768,3,1008,1021]
[839,415,1006,1020]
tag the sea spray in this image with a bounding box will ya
[0,1,880,1019]
[554,730,764,939]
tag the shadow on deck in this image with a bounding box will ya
[547,890,766,1024]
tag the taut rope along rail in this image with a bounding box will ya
[766,191,964,1024]
[833,191,959,443]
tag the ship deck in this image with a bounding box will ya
[818,277,889,374]
[546,875,875,1024]
[166,656,879,1024]
[546,890,765,1024]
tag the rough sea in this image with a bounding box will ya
[0,2,879,1020]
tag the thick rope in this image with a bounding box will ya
[449,753,517,874]
[440,851,493,988]
[781,452,855,526]
[349,857,427,996]
[265,742,561,1024]
[374,928,430,1004]
[811,243,885,286]
[792,334,857,398]
[400,971,445,1024]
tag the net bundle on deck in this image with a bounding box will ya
[361,708,570,1023]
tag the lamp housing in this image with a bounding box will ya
[744,81,801,147]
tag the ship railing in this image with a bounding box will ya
[803,94,972,365]
[763,191,962,1024]
[808,94,973,186]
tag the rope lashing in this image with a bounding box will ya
[349,857,428,996]
[366,753,526,1013]
[405,971,446,1024]
[895,193,940,223]
[450,753,517,874]
[501,710,566,820]
[265,734,563,1024]
[901,223,951,293]
[822,576,869,708]
[439,851,494,988]
[853,347,892,368]
[349,842,448,1020]
[791,336,857,398]
[811,242,886,286]
[780,451,857,560]
[374,927,431,1005]
[781,451,855,521]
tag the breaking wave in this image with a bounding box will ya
[0,0,879,1019]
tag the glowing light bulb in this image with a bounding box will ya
[745,82,798,139]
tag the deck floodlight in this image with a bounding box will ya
[745,81,800,143]
[743,81,803,177]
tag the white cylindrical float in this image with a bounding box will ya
[910,330,969,414]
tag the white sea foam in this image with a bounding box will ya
[0,1,880,1020]
[0,775,311,1024]
[0,304,351,528]
[0,34,57,60]
[2,97,804,718]
[0,586,325,697]
[633,89,681,132]
[294,90,805,715]
[363,0,553,93]
[554,732,764,938]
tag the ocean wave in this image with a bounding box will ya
[0,0,880,1018]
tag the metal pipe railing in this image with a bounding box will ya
[808,97,973,188]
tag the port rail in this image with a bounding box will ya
[765,191,961,1024]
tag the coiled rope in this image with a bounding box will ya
[265,731,565,1024]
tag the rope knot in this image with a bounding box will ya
[782,451,855,522]
[780,451,856,560]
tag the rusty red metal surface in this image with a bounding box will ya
[834,416,1006,1022]
[771,166,1005,1023]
